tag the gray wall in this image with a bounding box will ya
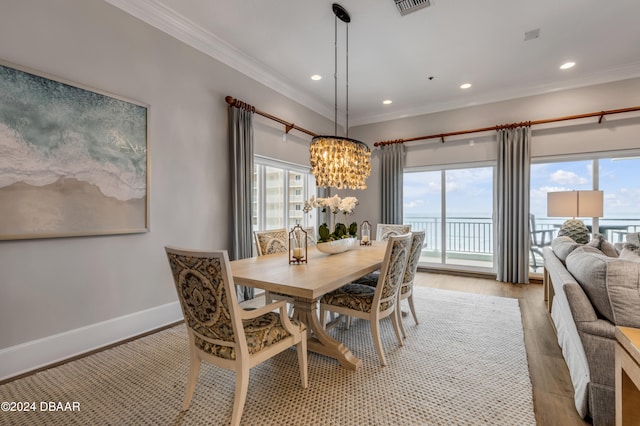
[0,0,334,377]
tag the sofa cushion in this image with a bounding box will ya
[587,234,619,258]
[566,245,640,328]
[552,236,583,263]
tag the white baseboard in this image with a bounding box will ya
[0,301,182,382]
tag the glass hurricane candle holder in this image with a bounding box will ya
[289,225,308,264]
[360,220,371,246]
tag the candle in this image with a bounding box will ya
[293,248,303,259]
[362,235,369,243]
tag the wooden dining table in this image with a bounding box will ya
[230,240,387,370]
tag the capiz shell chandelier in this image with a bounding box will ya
[310,3,371,190]
[310,136,371,189]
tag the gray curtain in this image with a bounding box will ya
[496,126,531,284]
[228,105,254,300]
[380,143,405,224]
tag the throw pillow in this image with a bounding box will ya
[620,243,640,262]
[567,245,640,328]
[551,236,582,263]
[587,233,620,257]
[626,232,640,247]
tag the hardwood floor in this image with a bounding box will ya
[413,271,591,426]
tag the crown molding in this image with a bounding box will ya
[103,1,640,128]
[102,0,334,121]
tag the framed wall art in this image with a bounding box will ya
[0,60,149,240]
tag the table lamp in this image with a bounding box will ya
[547,190,603,244]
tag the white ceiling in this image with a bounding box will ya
[105,0,640,127]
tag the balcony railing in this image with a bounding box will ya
[403,216,640,271]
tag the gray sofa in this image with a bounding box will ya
[542,234,640,426]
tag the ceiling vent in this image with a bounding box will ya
[394,0,431,16]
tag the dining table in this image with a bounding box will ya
[230,240,387,370]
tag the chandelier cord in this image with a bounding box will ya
[346,24,349,137]
[334,13,338,136]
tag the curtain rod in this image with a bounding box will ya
[374,106,640,147]
[225,96,318,138]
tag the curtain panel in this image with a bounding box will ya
[496,126,531,284]
[228,106,254,300]
[380,143,405,224]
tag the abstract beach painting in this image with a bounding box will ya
[0,62,148,240]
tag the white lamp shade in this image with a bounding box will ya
[547,190,603,218]
[577,190,603,217]
[547,191,578,217]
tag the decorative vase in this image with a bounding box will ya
[316,237,359,254]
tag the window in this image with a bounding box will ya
[530,151,640,272]
[253,156,317,232]
[404,164,494,271]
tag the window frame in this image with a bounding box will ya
[253,155,317,232]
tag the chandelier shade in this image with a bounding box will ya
[310,135,371,190]
[310,3,371,190]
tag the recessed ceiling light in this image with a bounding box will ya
[311,74,322,80]
[560,62,575,70]
[383,100,392,105]
[460,83,472,89]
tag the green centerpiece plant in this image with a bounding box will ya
[304,195,358,243]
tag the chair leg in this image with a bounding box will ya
[407,294,419,325]
[397,302,407,339]
[231,365,250,426]
[296,330,309,389]
[182,349,201,411]
[390,308,404,346]
[370,319,388,366]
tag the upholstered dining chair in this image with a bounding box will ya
[319,233,412,366]
[164,247,308,426]
[254,228,316,308]
[376,223,411,241]
[354,231,426,338]
[254,228,288,256]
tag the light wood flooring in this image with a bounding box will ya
[414,271,591,426]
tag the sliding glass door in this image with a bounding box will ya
[404,165,494,271]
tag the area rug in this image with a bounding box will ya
[0,287,535,425]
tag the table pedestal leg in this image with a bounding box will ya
[292,298,362,370]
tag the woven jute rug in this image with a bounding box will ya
[0,287,535,425]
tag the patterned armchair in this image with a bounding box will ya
[254,228,289,256]
[353,231,426,338]
[376,223,411,241]
[254,228,316,309]
[319,233,412,366]
[164,247,308,426]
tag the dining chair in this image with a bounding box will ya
[319,233,412,366]
[354,231,426,338]
[254,228,293,307]
[345,223,411,312]
[164,247,308,426]
[254,228,288,256]
[376,223,411,241]
[254,228,316,309]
